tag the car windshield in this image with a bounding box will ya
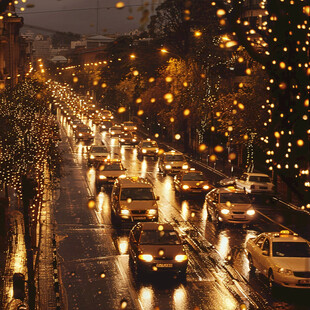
[91,146,108,153]
[120,188,154,200]
[143,141,158,148]
[140,230,181,245]
[102,163,123,171]
[272,242,310,257]
[249,176,270,183]
[165,155,184,161]
[79,127,91,133]
[183,172,205,181]
[220,193,251,204]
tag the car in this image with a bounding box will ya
[87,145,110,165]
[110,177,159,225]
[246,230,310,289]
[217,176,236,187]
[128,222,188,279]
[99,120,113,132]
[101,109,114,120]
[119,132,139,146]
[204,187,256,227]
[70,118,83,129]
[95,159,126,188]
[235,172,275,195]
[173,169,212,197]
[122,121,138,133]
[74,125,94,142]
[137,139,159,158]
[109,125,122,137]
[158,151,189,175]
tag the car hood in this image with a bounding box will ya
[272,257,310,271]
[182,180,209,187]
[219,203,253,211]
[91,152,109,157]
[98,171,124,177]
[165,161,187,167]
[120,200,158,209]
[139,244,185,258]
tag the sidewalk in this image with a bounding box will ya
[2,210,28,310]
[1,170,60,310]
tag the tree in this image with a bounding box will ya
[213,0,310,205]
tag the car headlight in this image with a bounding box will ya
[142,149,147,153]
[124,127,128,130]
[246,209,256,216]
[111,116,114,119]
[99,175,106,180]
[119,174,126,179]
[138,254,153,262]
[147,209,157,215]
[278,268,293,275]
[120,139,125,142]
[73,125,77,128]
[182,185,190,190]
[134,127,137,130]
[165,164,172,169]
[182,164,189,170]
[111,131,115,135]
[203,185,209,190]
[155,149,159,153]
[90,155,95,159]
[132,139,136,142]
[102,125,106,129]
[79,133,83,136]
[91,133,95,136]
[221,209,230,215]
[175,254,188,262]
[120,209,130,215]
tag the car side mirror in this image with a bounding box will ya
[262,250,269,256]
[156,196,160,201]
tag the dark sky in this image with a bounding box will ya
[17,0,161,35]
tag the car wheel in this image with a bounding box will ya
[248,255,256,274]
[268,269,275,289]
[111,210,121,228]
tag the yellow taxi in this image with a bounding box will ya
[246,230,310,289]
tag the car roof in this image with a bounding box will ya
[243,172,270,177]
[260,231,308,243]
[214,187,248,194]
[117,177,153,188]
[138,222,175,231]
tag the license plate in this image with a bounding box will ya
[134,216,146,220]
[192,189,201,192]
[299,279,310,284]
[232,215,245,219]
[156,263,173,268]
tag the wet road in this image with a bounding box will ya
[54,108,310,310]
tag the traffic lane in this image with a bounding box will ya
[253,200,310,241]
[97,137,245,309]
[55,129,142,310]
[111,229,241,310]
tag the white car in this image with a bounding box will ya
[246,230,310,289]
[235,172,274,194]
[205,187,256,227]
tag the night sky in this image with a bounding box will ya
[17,0,161,35]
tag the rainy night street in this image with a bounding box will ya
[54,107,310,310]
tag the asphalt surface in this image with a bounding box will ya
[53,109,310,310]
